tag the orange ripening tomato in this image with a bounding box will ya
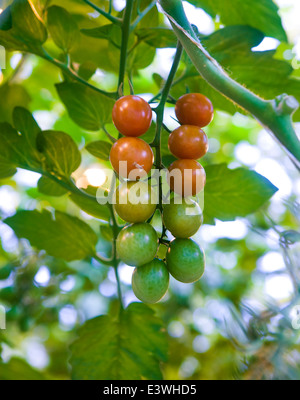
[112,95,153,137]
[110,137,154,179]
[167,159,206,197]
[168,125,209,160]
[175,93,214,128]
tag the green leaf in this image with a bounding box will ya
[132,0,159,29]
[0,5,12,31]
[0,358,45,380]
[0,1,47,52]
[70,29,120,73]
[86,140,112,161]
[202,25,264,58]
[4,209,98,261]
[0,121,41,173]
[0,7,28,52]
[203,164,278,224]
[0,85,31,124]
[70,303,168,380]
[78,61,97,81]
[0,162,17,179]
[81,24,115,40]
[70,186,110,222]
[153,73,164,88]
[13,107,42,159]
[38,176,68,197]
[136,28,176,48]
[47,5,79,52]
[0,110,81,183]
[56,82,115,131]
[81,23,122,48]
[100,225,114,242]
[37,130,81,177]
[128,42,156,71]
[192,0,287,41]
[11,0,47,44]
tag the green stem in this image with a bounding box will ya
[41,49,116,99]
[3,54,27,85]
[148,71,194,104]
[93,253,113,266]
[118,0,134,92]
[82,0,122,25]
[159,0,300,166]
[151,42,182,220]
[114,264,124,309]
[108,202,124,309]
[103,126,117,143]
[131,0,156,31]
[110,0,135,307]
[152,42,183,147]
[45,173,101,203]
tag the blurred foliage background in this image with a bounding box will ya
[0,0,299,380]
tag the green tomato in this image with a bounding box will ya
[166,238,205,283]
[114,181,157,223]
[163,197,202,238]
[132,258,169,304]
[116,223,158,267]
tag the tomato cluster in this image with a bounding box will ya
[167,93,213,197]
[109,93,214,304]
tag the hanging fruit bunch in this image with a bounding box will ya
[109,93,214,304]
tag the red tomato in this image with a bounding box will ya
[167,159,206,197]
[112,95,152,137]
[110,137,154,179]
[175,93,214,128]
[168,125,209,159]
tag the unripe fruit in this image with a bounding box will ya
[166,238,205,283]
[116,223,158,267]
[168,125,209,160]
[163,197,202,238]
[112,95,152,137]
[114,181,157,223]
[132,259,169,303]
[175,93,214,127]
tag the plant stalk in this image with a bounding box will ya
[159,0,300,166]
